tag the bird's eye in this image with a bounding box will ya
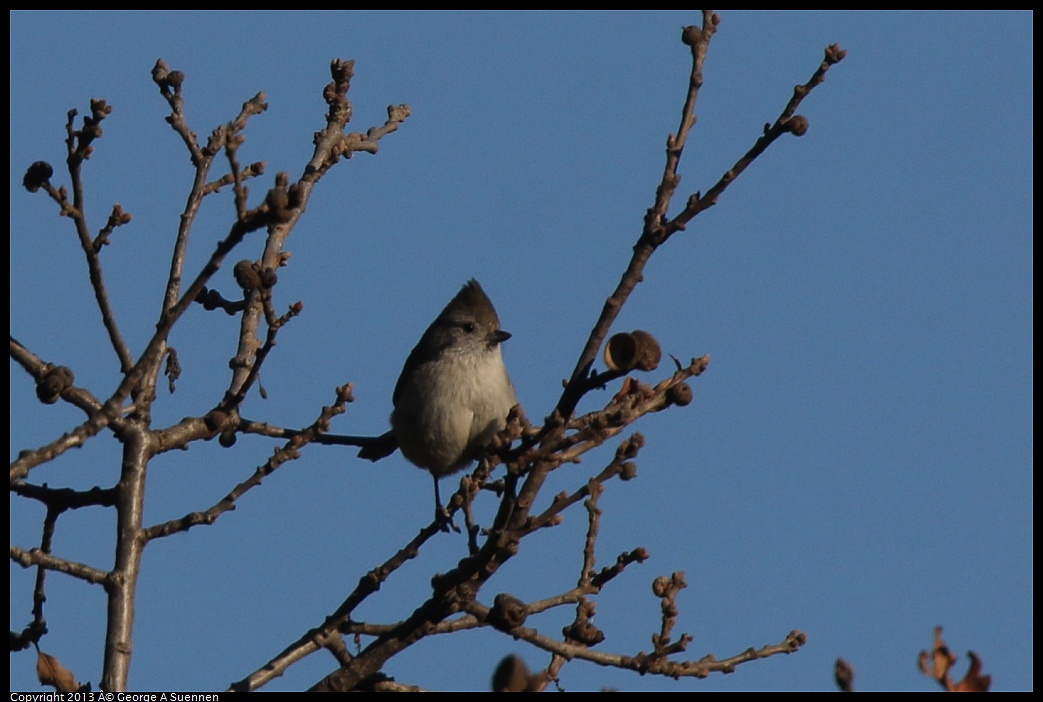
[462,323,476,333]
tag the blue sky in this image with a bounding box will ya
[9,11,1032,692]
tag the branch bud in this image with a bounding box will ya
[151,59,169,85]
[488,593,528,632]
[785,115,809,136]
[563,621,605,647]
[258,267,278,289]
[825,44,848,65]
[218,429,237,448]
[35,366,74,404]
[666,382,693,407]
[233,260,262,291]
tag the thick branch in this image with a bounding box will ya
[100,429,153,691]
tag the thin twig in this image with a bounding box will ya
[9,544,110,585]
[142,385,352,542]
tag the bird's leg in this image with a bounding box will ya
[433,474,460,533]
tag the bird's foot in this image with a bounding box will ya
[435,504,461,533]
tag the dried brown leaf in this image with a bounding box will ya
[834,657,855,692]
[951,651,992,692]
[919,625,957,686]
[36,648,79,692]
[918,627,991,692]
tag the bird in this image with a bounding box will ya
[359,279,518,526]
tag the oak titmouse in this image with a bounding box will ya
[359,279,517,523]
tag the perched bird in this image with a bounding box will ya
[359,279,517,525]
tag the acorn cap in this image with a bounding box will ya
[604,330,661,372]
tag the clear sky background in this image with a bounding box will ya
[9,11,1032,693]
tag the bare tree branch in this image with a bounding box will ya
[11,11,843,692]
[10,545,110,585]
